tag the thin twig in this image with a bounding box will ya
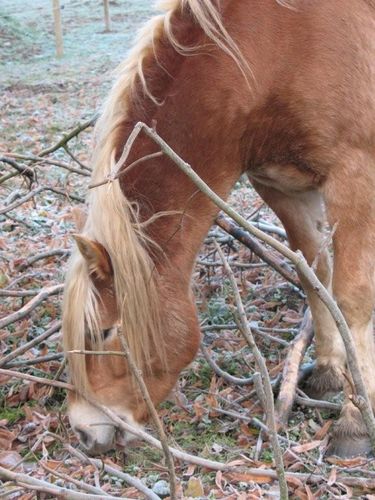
[0,186,83,215]
[89,151,163,189]
[200,343,254,385]
[0,285,64,329]
[0,465,125,500]
[216,214,299,288]
[66,445,162,500]
[4,153,91,176]
[215,241,289,499]
[116,331,177,500]
[0,321,61,368]
[41,463,111,497]
[37,114,97,157]
[16,249,70,271]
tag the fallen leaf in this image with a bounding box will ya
[184,476,204,497]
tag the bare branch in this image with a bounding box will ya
[215,214,300,289]
[276,309,314,426]
[0,321,61,368]
[0,284,64,329]
[116,330,178,500]
[215,241,289,499]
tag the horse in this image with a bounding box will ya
[62,0,375,458]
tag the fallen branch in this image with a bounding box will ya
[41,463,111,497]
[0,186,83,215]
[116,331,178,500]
[0,321,61,367]
[276,309,314,426]
[37,114,97,157]
[200,343,254,385]
[216,214,299,289]
[0,284,64,329]
[67,445,162,500]
[5,352,64,369]
[5,153,91,176]
[215,241,289,499]
[0,368,72,391]
[0,156,35,182]
[2,369,375,491]
[16,248,70,271]
[0,465,127,500]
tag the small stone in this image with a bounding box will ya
[152,480,170,498]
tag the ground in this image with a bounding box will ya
[1,1,375,499]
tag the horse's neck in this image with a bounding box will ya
[119,100,246,281]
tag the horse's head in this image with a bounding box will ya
[63,234,200,455]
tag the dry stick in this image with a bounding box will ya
[215,241,288,500]
[200,343,254,385]
[89,151,163,189]
[5,352,64,369]
[116,332,177,500]
[295,395,341,412]
[0,289,40,297]
[5,153,91,176]
[136,121,375,452]
[276,309,314,426]
[0,186,83,215]
[67,445,162,500]
[0,284,64,329]
[0,156,35,181]
[1,369,374,490]
[215,214,300,289]
[41,463,111,497]
[0,465,127,500]
[16,248,70,271]
[0,321,61,368]
[69,349,126,357]
[0,368,73,391]
[37,115,97,157]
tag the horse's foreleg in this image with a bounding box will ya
[250,181,347,396]
[323,158,375,457]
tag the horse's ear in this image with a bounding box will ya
[73,234,112,280]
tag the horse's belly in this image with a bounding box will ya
[248,162,325,195]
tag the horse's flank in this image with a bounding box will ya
[62,0,245,393]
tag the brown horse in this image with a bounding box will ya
[62,0,375,457]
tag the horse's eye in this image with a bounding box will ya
[103,328,112,340]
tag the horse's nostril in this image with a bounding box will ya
[75,426,94,450]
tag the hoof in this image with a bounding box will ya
[326,406,373,458]
[326,434,372,458]
[303,364,343,399]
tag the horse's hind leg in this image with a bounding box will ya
[323,153,375,457]
[250,182,346,396]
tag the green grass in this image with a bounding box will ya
[0,405,24,424]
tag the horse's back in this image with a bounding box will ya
[236,0,375,185]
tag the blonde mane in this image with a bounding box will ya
[63,0,247,393]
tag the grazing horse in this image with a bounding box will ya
[63,0,375,457]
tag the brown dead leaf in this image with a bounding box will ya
[184,477,204,497]
[225,472,272,484]
[0,428,16,450]
[326,455,368,467]
[291,440,322,454]
[313,419,333,440]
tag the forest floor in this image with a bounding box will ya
[1,1,375,499]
